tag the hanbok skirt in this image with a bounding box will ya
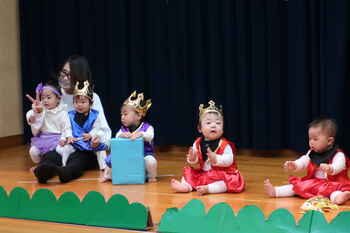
[183,166,245,193]
[31,133,61,155]
[289,176,350,198]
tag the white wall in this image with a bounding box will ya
[0,0,23,137]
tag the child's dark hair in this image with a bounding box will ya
[120,98,149,120]
[309,117,337,137]
[44,80,62,97]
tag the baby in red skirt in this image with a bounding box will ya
[170,100,245,195]
[265,117,350,204]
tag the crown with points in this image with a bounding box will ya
[73,81,93,99]
[123,91,152,117]
[199,100,223,119]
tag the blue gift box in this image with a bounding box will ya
[110,138,145,184]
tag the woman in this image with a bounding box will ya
[33,55,111,183]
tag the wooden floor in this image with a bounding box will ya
[0,145,350,233]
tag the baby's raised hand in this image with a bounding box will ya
[26,94,43,113]
[186,147,197,162]
[33,102,43,113]
[284,161,297,171]
[207,147,217,164]
[130,132,142,140]
[119,132,132,138]
[320,163,333,175]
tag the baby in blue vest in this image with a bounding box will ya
[101,91,157,182]
[56,81,110,166]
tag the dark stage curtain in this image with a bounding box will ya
[19,0,350,152]
[288,0,350,152]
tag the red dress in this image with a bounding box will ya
[289,149,350,198]
[183,137,245,193]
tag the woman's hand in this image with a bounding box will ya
[91,136,100,148]
[82,133,92,141]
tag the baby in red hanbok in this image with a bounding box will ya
[171,100,245,195]
[264,117,350,204]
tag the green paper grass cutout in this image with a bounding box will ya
[0,186,151,230]
[158,199,350,233]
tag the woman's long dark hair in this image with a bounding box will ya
[63,55,94,90]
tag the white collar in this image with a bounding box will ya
[45,102,66,114]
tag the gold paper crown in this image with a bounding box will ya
[123,91,152,117]
[300,197,338,213]
[199,100,223,118]
[73,81,93,99]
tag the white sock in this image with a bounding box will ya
[275,184,295,197]
[29,146,41,163]
[103,167,112,180]
[330,191,343,203]
[144,155,157,180]
[96,151,107,170]
[208,181,227,193]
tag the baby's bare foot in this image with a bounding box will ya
[170,178,191,192]
[334,191,350,205]
[148,178,157,183]
[264,179,276,197]
[98,176,110,183]
[196,185,209,195]
[29,166,37,173]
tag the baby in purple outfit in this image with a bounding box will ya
[26,81,73,170]
[101,91,157,182]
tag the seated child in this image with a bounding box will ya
[101,91,157,182]
[264,117,350,204]
[170,100,245,195]
[26,81,72,167]
[57,81,110,166]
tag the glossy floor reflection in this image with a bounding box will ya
[0,145,349,232]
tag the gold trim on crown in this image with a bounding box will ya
[73,81,92,99]
[123,91,152,117]
[199,100,223,119]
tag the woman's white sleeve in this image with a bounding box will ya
[92,93,112,140]
[90,113,111,144]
